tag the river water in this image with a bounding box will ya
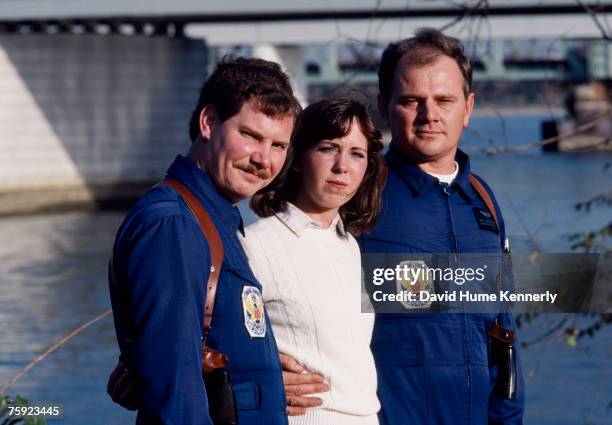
[1,115,610,424]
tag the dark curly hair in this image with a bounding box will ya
[251,97,386,236]
[189,57,301,141]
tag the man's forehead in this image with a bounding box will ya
[393,55,464,90]
[397,53,461,74]
[234,100,294,137]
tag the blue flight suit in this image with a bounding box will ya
[109,155,287,425]
[358,145,525,425]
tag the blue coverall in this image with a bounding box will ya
[358,145,525,425]
[109,155,287,425]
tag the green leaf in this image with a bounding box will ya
[0,396,7,416]
[13,397,27,407]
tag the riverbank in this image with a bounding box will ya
[0,180,153,217]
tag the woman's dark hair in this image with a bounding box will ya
[251,97,386,236]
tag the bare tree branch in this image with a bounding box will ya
[464,116,610,154]
[506,197,542,255]
[439,0,489,32]
[0,309,112,395]
[575,0,612,41]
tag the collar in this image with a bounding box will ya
[166,155,245,236]
[385,144,478,201]
[428,161,459,184]
[275,202,346,237]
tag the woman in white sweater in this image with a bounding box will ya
[241,97,386,425]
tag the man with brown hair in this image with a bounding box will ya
[359,28,525,425]
[108,57,300,424]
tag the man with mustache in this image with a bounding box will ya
[108,57,300,424]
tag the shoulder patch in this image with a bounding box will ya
[396,260,434,310]
[242,286,267,338]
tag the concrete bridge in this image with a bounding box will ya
[1,1,610,214]
[2,1,611,86]
[2,1,610,40]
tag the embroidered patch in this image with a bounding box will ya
[473,207,499,234]
[396,260,434,310]
[242,286,266,338]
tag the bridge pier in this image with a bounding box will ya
[0,34,208,215]
[252,43,307,106]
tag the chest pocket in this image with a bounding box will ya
[473,207,499,234]
[452,195,502,253]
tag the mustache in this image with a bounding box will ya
[238,165,272,180]
[414,125,443,132]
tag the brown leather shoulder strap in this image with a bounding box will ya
[163,178,223,342]
[469,174,499,229]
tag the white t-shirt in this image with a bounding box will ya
[427,161,459,184]
[240,203,380,425]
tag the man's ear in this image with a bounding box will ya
[199,105,217,141]
[378,95,389,125]
[463,92,475,128]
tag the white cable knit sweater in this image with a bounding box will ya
[240,203,380,425]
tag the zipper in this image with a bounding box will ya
[440,184,459,262]
[441,182,470,423]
